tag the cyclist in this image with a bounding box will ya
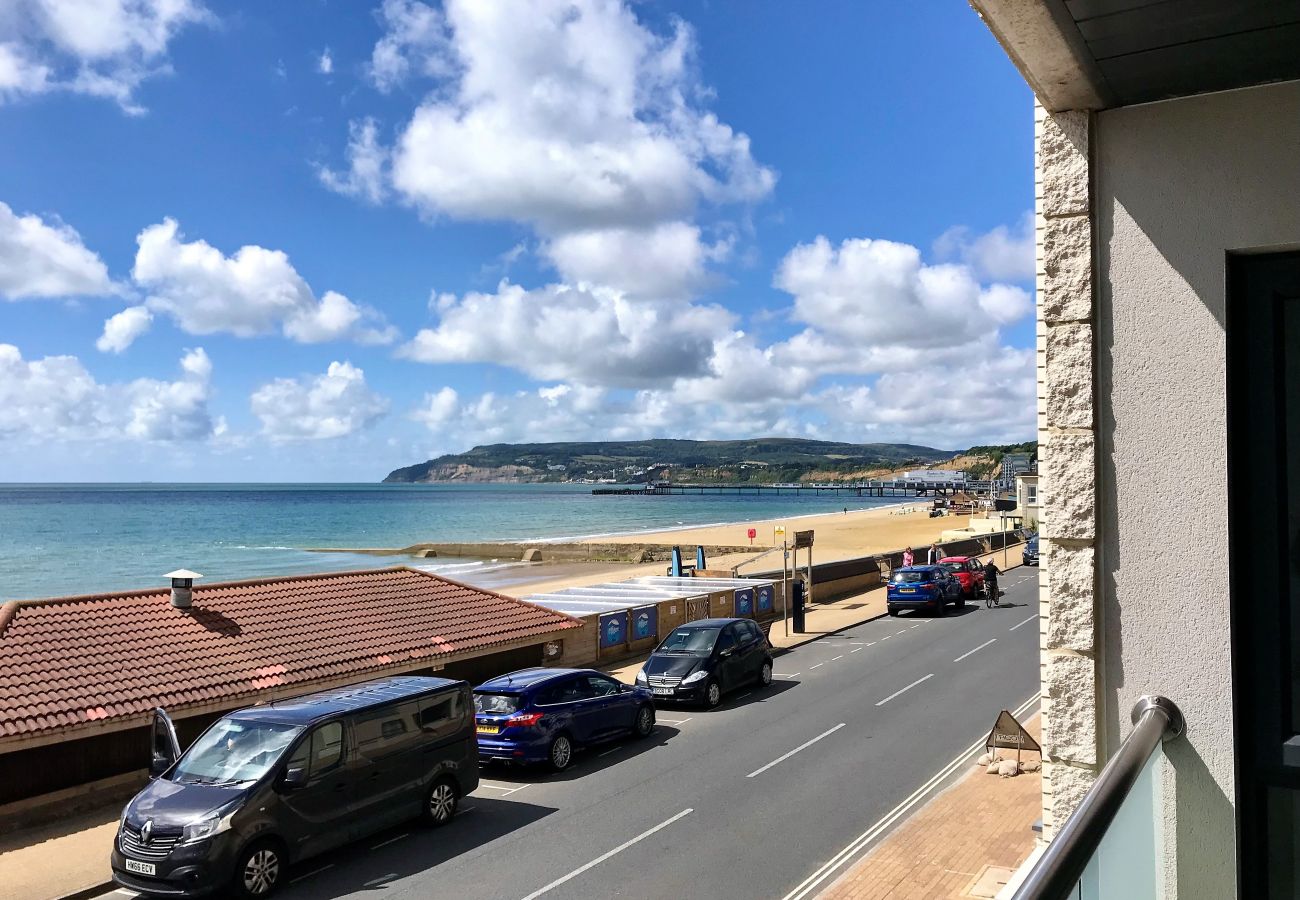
[983,559,1002,604]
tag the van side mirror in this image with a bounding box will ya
[280,767,308,791]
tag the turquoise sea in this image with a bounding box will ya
[0,483,899,601]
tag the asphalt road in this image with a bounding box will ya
[102,569,1042,900]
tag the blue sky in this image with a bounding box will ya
[0,1,1034,481]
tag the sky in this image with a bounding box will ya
[0,0,1035,482]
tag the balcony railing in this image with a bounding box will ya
[1010,695,1184,900]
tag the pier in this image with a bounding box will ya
[593,480,992,497]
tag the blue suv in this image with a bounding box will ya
[886,565,964,617]
[473,668,656,771]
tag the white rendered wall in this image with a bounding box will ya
[1095,79,1300,899]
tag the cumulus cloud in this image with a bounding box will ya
[368,0,452,92]
[770,235,1033,374]
[0,343,216,442]
[0,0,212,113]
[132,218,398,346]
[250,361,389,441]
[316,118,388,204]
[335,0,774,298]
[317,47,333,75]
[0,200,112,299]
[97,304,153,353]
[399,280,731,386]
[934,212,1035,283]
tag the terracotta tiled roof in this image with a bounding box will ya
[0,567,580,743]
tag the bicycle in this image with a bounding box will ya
[984,579,1000,608]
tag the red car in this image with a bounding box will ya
[939,556,985,597]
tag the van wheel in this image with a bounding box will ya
[633,705,655,738]
[549,734,574,771]
[956,593,965,609]
[935,599,947,618]
[422,777,458,826]
[232,839,283,898]
[758,660,773,687]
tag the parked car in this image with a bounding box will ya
[473,668,655,772]
[112,676,477,899]
[1023,534,1040,566]
[636,618,773,708]
[886,565,964,617]
[938,556,986,597]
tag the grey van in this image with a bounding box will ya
[111,676,478,898]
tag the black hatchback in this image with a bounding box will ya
[635,618,773,708]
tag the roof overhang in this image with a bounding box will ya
[970,0,1300,111]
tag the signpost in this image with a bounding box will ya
[985,709,1041,764]
[994,498,1016,567]
[781,539,790,636]
[747,527,757,546]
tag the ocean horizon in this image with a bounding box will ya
[0,482,900,601]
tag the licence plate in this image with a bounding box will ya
[652,687,674,696]
[476,724,500,735]
[899,588,916,593]
[124,859,156,876]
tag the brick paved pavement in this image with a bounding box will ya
[818,716,1042,900]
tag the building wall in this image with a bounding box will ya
[1092,79,1300,898]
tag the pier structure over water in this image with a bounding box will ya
[593,480,992,498]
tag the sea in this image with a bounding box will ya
[0,483,901,602]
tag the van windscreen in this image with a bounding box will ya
[171,719,303,785]
[474,693,524,715]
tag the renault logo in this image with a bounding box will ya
[141,820,154,844]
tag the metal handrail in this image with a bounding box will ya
[1011,695,1185,899]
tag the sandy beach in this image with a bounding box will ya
[506,503,973,597]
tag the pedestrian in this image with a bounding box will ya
[928,543,941,564]
[902,546,914,567]
[843,506,848,515]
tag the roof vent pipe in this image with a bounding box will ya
[165,569,202,609]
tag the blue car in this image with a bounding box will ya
[886,565,964,617]
[1023,534,1039,566]
[473,668,656,771]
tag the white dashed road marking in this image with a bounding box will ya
[747,724,847,778]
[953,638,997,663]
[1009,615,1038,631]
[875,673,934,707]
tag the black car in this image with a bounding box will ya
[635,618,773,708]
[1023,534,1040,566]
[111,676,477,899]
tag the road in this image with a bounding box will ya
[101,569,1042,900]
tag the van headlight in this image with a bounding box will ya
[681,670,708,686]
[181,807,236,844]
[635,670,648,685]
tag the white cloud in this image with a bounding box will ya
[412,385,459,428]
[0,200,112,299]
[398,280,731,386]
[132,218,397,345]
[770,235,1034,374]
[316,118,388,204]
[251,361,389,441]
[934,212,1035,283]
[317,47,333,75]
[544,222,726,301]
[342,0,775,299]
[0,0,211,113]
[368,0,452,93]
[0,343,215,442]
[97,304,153,353]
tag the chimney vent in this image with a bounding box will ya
[165,569,202,609]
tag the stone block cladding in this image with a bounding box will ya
[1035,101,1100,839]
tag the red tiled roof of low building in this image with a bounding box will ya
[0,567,580,743]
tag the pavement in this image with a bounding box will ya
[3,556,1041,900]
[815,716,1042,900]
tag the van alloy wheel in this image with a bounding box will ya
[241,846,280,896]
[759,661,773,686]
[427,779,457,825]
[550,734,573,771]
